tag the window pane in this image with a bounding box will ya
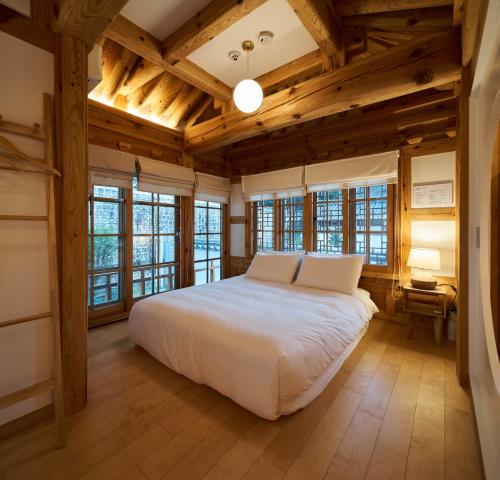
[94,236,120,270]
[133,236,152,266]
[94,185,119,199]
[194,207,207,234]
[159,194,176,204]
[158,235,176,263]
[369,198,387,232]
[351,187,366,200]
[93,272,120,306]
[194,234,208,260]
[133,204,152,234]
[354,233,366,254]
[208,234,221,259]
[208,258,221,282]
[195,262,207,285]
[159,206,175,234]
[369,184,387,198]
[355,202,366,230]
[208,207,221,233]
[370,233,387,265]
[156,266,175,292]
[195,199,207,207]
[94,201,119,234]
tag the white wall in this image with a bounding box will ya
[0,32,54,424]
[230,183,245,257]
[468,1,500,477]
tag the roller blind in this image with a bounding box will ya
[241,166,305,201]
[88,144,136,189]
[195,173,231,204]
[137,157,195,197]
[305,151,399,192]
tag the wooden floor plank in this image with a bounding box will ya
[324,410,382,480]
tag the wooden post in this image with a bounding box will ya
[54,33,88,414]
[456,66,470,386]
[223,203,230,279]
[181,196,194,287]
[303,193,312,251]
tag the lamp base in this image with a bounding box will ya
[410,278,437,290]
[410,271,437,290]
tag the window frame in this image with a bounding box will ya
[193,200,224,285]
[132,188,181,300]
[87,185,126,313]
[250,184,395,273]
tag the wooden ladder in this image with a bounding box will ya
[0,94,65,447]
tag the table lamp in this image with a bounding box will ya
[407,247,441,290]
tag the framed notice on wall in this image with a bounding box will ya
[412,180,454,208]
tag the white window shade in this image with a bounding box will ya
[195,173,231,203]
[88,144,136,189]
[242,167,305,202]
[137,157,195,197]
[305,151,399,192]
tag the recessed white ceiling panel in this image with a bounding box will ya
[187,0,318,87]
[121,0,212,40]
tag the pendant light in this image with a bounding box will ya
[233,40,263,114]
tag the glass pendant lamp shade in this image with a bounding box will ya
[233,78,263,113]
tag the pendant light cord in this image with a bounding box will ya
[246,50,250,79]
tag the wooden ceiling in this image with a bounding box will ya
[86,0,463,141]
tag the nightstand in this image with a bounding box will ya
[402,284,448,344]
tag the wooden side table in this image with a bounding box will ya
[402,284,448,344]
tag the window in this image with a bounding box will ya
[194,200,223,285]
[132,180,180,299]
[348,185,390,266]
[253,200,274,252]
[313,184,393,268]
[88,185,125,309]
[314,190,344,254]
[278,196,304,251]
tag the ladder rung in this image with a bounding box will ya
[0,312,51,329]
[0,379,54,410]
[0,215,48,221]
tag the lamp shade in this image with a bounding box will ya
[407,248,441,271]
[233,79,263,113]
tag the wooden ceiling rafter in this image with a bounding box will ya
[104,15,232,100]
[161,0,267,64]
[334,0,453,17]
[185,31,461,153]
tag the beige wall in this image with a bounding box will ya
[0,31,54,425]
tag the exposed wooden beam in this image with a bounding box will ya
[334,0,452,16]
[53,0,128,47]
[453,0,464,25]
[256,49,328,94]
[105,15,232,99]
[287,0,344,66]
[162,0,266,64]
[0,4,54,52]
[461,0,486,67]
[88,99,183,151]
[164,88,205,129]
[185,32,461,153]
[343,7,453,31]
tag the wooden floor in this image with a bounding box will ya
[0,318,483,480]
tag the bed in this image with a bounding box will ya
[129,275,378,420]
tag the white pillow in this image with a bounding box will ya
[294,254,364,295]
[246,253,302,284]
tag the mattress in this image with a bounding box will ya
[128,275,378,420]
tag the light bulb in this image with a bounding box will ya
[233,79,263,113]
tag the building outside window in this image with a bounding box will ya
[132,179,180,299]
[314,189,344,254]
[279,196,304,251]
[194,200,223,285]
[88,185,125,309]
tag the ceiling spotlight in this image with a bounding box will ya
[233,40,263,114]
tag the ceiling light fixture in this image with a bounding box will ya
[233,40,263,114]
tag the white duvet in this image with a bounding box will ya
[129,275,378,420]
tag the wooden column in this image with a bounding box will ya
[456,66,471,386]
[303,193,313,251]
[222,204,230,279]
[54,33,88,414]
[181,196,194,288]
